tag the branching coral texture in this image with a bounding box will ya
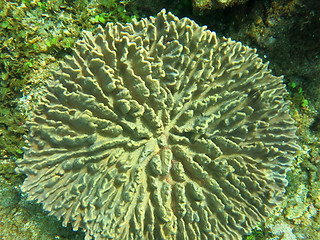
[16,9,300,240]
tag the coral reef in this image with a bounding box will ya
[17,9,299,240]
[0,0,138,239]
[1,0,320,239]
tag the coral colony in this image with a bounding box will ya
[17,10,300,240]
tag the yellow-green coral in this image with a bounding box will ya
[17,9,300,240]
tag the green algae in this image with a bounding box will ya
[287,82,309,108]
[98,0,139,23]
[242,224,270,240]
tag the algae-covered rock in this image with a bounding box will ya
[193,0,249,12]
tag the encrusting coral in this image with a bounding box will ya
[16,9,300,240]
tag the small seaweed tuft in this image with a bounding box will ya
[287,81,309,109]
